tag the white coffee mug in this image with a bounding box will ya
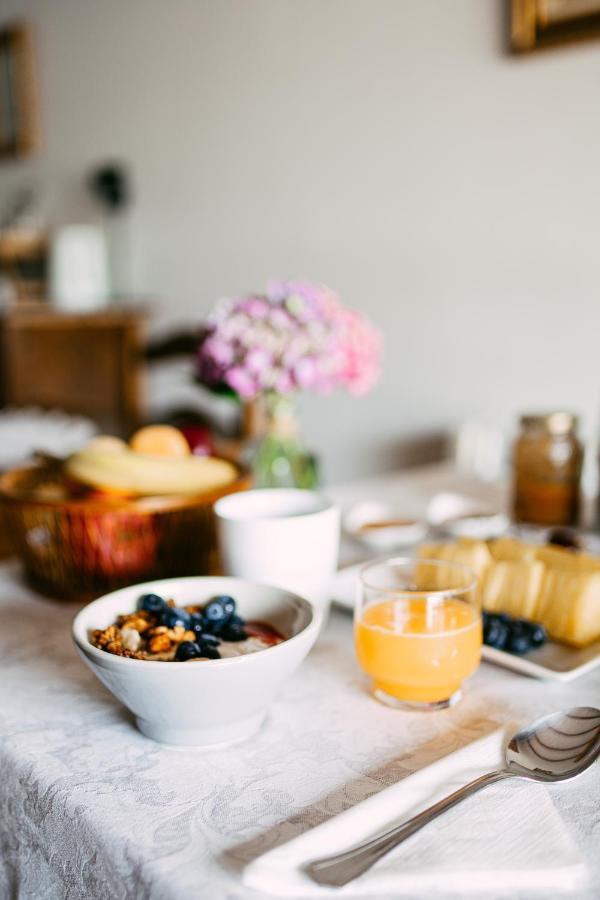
[215,489,340,623]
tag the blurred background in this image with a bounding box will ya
[1,0,599,484]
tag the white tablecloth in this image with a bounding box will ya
[1,465,599,900]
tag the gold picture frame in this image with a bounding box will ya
[0,22,41,159]
[511,0,600,51]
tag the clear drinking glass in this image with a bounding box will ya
[355,557,482,711]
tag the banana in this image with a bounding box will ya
[66,447,238,497]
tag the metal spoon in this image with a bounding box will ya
[305,707,600,888]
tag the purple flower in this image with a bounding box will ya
[202,336,235,367]
[292,357,318,388]
[245,347,272,374]
[226,367,258,399]
[240,296,270,319]
[268,306,293,330]
[275,370,294,394]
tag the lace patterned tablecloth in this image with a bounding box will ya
[1,554,599,900]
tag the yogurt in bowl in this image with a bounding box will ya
[73,576,319,748]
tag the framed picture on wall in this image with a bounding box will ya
[511,0,600,51]
[0,22,40,159]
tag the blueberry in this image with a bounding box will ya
[511,620,534,638]
[139,593,167,614]
[547,528,581,550]
[484,618,510,651]
[230,613,246,626]
[201,599,229,633]
[175,641,203,661]
[189,612,204,636]
[203,599,228,622]
[215,594,236,617]
[507,631,532,655]
[528,623,547,647]
[483,613,500,640]
[220,623,247,642]
[198,645,221,659]
[161,607,192,629]
[199,633,220,646]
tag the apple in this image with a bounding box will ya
[68,511,159,580]
[178,424,215,457]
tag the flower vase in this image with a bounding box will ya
[251,396,319,489]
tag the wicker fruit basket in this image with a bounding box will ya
[0,461,251,601]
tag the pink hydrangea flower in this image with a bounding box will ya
[197,281,382,399]
[334,308,383,396]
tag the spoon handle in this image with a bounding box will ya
[305,769,511,887]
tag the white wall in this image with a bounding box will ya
[2,0,600,482]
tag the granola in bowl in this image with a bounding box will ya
[90,592,285,662]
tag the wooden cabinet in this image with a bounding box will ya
[0,306,147,435]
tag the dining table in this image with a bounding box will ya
[1,462,599,900]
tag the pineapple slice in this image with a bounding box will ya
[481,560,545,620]
[418,538,492,578]
[416,543,457,591]
[574,552,600,574]
[536,569,600,647]
[536,544,600,575]
[417,538,491,604]
[488,537,536,563]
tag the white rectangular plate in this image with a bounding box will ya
[331,564,600,682]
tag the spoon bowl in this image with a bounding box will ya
[506,707,600,781]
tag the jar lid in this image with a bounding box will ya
[520,412,578,435]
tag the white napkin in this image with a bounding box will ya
[244,729,587,896]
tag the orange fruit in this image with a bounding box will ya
[130,425,191,458]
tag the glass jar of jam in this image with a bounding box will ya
[512,413,583,526]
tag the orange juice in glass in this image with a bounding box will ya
[355,558,482,710]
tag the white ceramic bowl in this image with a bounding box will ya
[73,576,320,748]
